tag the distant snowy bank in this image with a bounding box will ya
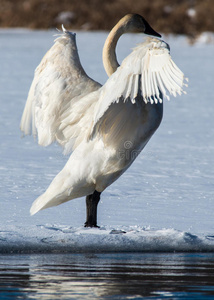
[1,225,214,254]
[193,32,214,44]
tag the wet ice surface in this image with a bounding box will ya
[0,29,214,253]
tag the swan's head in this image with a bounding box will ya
[121,14,161,38]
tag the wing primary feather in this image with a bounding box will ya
[140,74,147,104]
[168,60,186,90]
[159,66,177,97]
[156,71,169,100]
[125,74,134,100]
[168,60,184,81]
[147,70,152,101]
[163,65,183,96]
[132,74,139,100]
[152,72,161,103]
[143,70,149,102]
[149,70,157,103]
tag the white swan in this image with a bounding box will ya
[20,14,186,227]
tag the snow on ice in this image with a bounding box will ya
[0,30,214,253]
[1,225,214,254]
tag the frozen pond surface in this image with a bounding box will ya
[0,29,214,298]
[0,29,214,242]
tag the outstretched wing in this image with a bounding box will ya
[20,28,101,149]
[93,37,187,126]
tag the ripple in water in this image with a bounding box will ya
[0,253,214,299]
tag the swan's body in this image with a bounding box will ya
[20,14,186,227]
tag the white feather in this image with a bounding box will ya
[20,28,101,152]
[93,37,186,125]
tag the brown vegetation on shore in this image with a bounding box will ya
[0,0,214,37]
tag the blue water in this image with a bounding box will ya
[0,253,214,299]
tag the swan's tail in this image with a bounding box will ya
[30,174,95,215]
[30,198,42,215]
[30,194,48,215]
[30,191,69,215]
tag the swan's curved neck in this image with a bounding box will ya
[103,22,125,77]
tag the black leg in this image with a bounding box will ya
[84,190,101,228]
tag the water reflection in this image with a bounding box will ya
[0,253,214,299]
